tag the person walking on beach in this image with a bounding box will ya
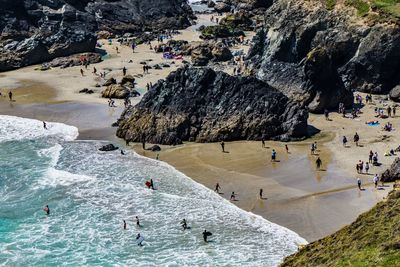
[310,143,315,155]
[43,205,50,215]
[365,162,370,174]
[122,66,127,76]
[80,69,84,76]
[93,67,97,75]
[261,138,265,148]
[316,157,322,170]
[387,106,392,117]
[324,109,329,120]
[373,174,379,188]
[8,91,12,101]
[230,192,236,201]
[342,136,348,147]
[285,144,289,153]
[214,183,221,193]
[357,178,362,190]
[393,106,396,117]
[271,149,277,162]
[259,188,263,199]
[123,220,127,230]
[369,150,373,163]
[135,216,141,227]
[354,132,360,146]
[220,141,225,153]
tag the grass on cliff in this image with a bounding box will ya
[281,190,400,267]
[325,0,400,19]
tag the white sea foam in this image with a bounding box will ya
[0,115,78,143]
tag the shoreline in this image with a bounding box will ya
[0,13,396,243]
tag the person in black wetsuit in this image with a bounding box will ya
[43,205,50,215]
[203,230,212,242]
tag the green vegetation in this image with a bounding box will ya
[281,190,400,267]
[325,0,337,10]
[344,0,400,19]
[346,0,371,16]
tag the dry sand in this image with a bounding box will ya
[0,13,395,242]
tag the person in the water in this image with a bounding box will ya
[43,121,47,129]
[181,219,188,230]
[150,179,154,190]
[120,150,125,155]
[136,216,141,227]
[43,205,50,215]
[136,233,144,246]
[203,230,212,242]
[123,220,127,230]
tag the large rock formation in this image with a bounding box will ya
[380,157,400,183]
[246,0,400,111]
[0,0,193,71]
[116,67,308,145]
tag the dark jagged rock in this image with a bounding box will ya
[120,75,136,85]
[380,158,400,183]
[247,0,400,112]
[46,53,102,69]
[389,85,400,102]
[188,41,232,66]
[147,145,161,152]
[116,67,308,145]
[99,144,119,151]
[220,11,254,31]
[214,3,232,13]
[0,0,193,71]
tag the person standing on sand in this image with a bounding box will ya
[123,66,127,76]
[373,174,379,188]
[393,106,396,117]
[285,144,289,153]
[271,149,277,162]
[387,106,392,117]
[310,143,315,155]
[259,189,263,199]
[354,132,360,146]
[261,138,265,148]
[316,157,322,170]
[8,91,12,101]
[214,183,221,193]
[80,69,84,76]
[365,162,370,174]
[356,163,360,174]
[357,178,362,190]
[220,141,225,152]
[342,136,348,147]
[369,150,373,163]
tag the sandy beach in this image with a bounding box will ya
[0,13,395,243]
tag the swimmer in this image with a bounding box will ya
[181,219,188,230]
[123,220,127,230]
[136,216,141,227]
[203,230,212,242]
[121,150,125,155]
[43,205,50,215]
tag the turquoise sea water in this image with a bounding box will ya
[0,115,305,266]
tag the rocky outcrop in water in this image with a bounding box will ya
[246,0,400,112]
[0,0,193,71]
[116,66,308,145]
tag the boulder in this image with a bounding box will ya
[103,78,117,86]
[380,158,400,183]
[120,75,136,85]
[389,85,400,102]
[102,85,130,99]
[190,44,213,66]
[147,145,162,152]
[46,53,102,69]
[117,67,308,145]
[212,43,233,62]
[99,144,119,152]
[200,25,233,39]
[214,3,232,13]
[208,1,216,8]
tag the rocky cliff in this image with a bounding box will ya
[116,66,308,145]
[246,0,400,111]
[0,0,193,71]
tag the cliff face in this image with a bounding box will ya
[281,189,400,266]
[0,0,192,71]
[247,0,400,111]
[116,67,309,145]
